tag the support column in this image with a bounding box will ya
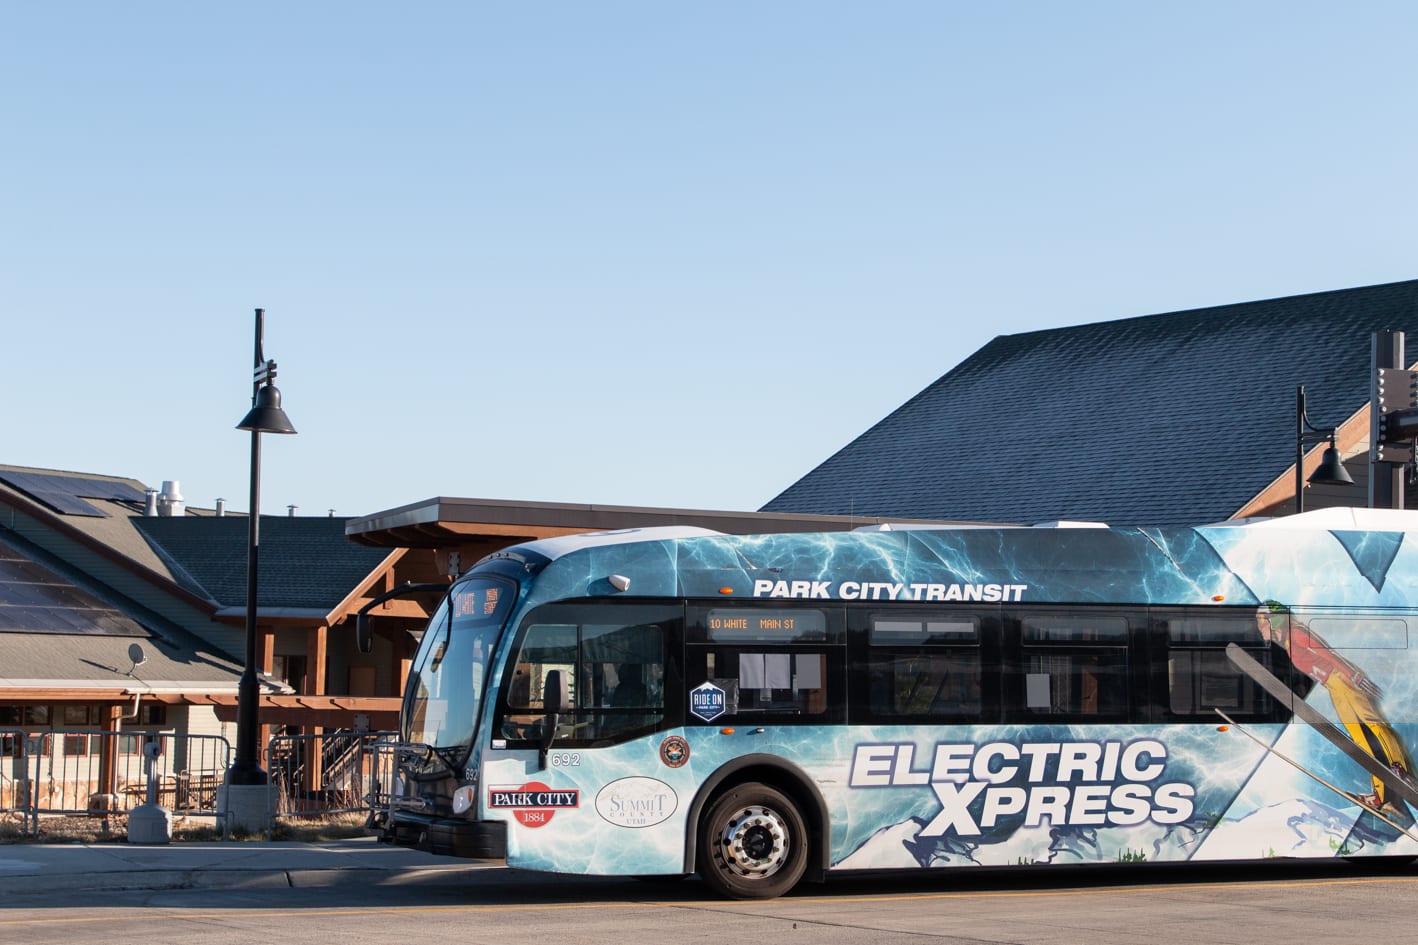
[304,626,328,799]
[92,703,122,814]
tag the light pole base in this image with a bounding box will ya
[127,803,173,844]
[219,782,275,835]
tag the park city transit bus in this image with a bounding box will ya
[371,509,1418,898]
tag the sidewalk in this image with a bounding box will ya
[0,837,491,897]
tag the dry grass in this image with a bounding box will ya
[0,810,370,844]
[269,811,371,842]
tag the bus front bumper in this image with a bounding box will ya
[388,810,507,859]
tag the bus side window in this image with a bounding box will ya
[582,624,666,740]
[693,649,835,721]
[864,614,982,722]
[493,605,679,747]
[1014,611,1130,720]
[1157,610,1291,722]
[498,624,577,740]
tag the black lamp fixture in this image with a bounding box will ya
[226,307,297,787]
[1295,384,1354,514]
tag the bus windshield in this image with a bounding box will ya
[402,576,515,773]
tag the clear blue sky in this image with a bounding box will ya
[5,3,1416,518]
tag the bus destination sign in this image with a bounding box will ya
[705,609,826,641]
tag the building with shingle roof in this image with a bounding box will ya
[0,464,441,808]
[0,527,242,699]
[134,515,395,616]
[0,525,249,814]
[762,279,1418,527]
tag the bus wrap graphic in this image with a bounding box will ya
[488,781,580,828]
[690,681,726,722]
[848,738,1196,837]
[751,578,1030,602]
[385,513,1418,898]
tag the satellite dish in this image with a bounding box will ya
[127,642,147,675]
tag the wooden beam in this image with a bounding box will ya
[202,695,402,710]
[210,694,403,729]
[307,625,328,696]
[213,706,400,728]
[438,521,586,538]
[98,704,121,799]
[0,688,140,701]
[213,613,329,628]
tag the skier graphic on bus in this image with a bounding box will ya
[1254,601,1417,815]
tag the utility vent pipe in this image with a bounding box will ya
[157,480,185,517]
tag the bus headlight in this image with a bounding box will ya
[452,785,476,815]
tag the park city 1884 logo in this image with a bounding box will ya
[488,781,579,828]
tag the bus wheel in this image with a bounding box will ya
[698,783,808,899]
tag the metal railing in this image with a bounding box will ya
[1,728,36,835]
[1,728,401,836]
[1,729,231,837]
[268,731,398,819]
[34,732,230,818]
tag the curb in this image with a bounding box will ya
[0,863,494,897]
[0,869,296,896]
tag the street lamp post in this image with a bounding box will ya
[1294,384,1354,514]
[227,308,296,787]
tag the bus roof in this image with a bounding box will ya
[504,525,724,563]
[505,508,1418,565]
[484,508,1418,611]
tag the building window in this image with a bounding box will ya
[63,704,98,726]
[63,734,96,756]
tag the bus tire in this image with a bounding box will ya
[697,783,808,899]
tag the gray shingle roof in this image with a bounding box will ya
[0,465,211,597]
[134,516,393,610]
[0,530,242,687]
[0,631,242,689]
[762,279,1418,527]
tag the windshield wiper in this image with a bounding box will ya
[398,742,465,779]
[429,743,466,774]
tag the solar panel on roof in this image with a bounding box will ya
[0,557,56,583]
[0,536,151,635]
[26,489,103,516]
[0,471,147,517]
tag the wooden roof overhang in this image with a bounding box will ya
[0,690,402,729]
[193,694,404,729]
[345,497,975,565]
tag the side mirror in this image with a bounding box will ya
[356,612,373,654]
[352,582,450,656]
[538,669,569,770]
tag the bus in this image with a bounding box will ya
[364,507,1418,898]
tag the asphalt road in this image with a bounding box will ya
[4,859,1415,945]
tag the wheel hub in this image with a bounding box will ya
[720,804,789,877]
